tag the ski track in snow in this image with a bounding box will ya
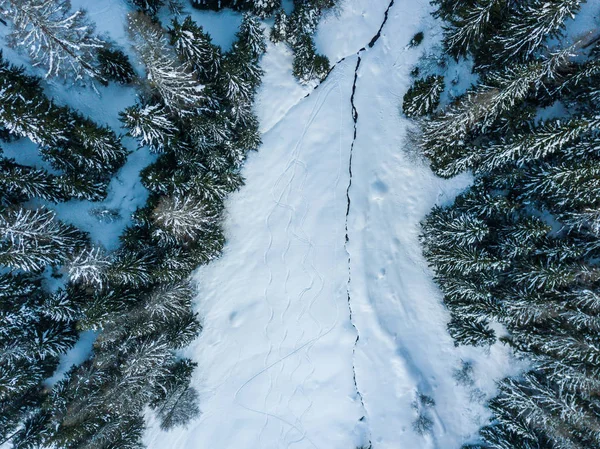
[143,1,520,449]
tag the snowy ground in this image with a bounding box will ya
[144,1,519,448]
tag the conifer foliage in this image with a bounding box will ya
[269,0,337,84]
[0,11,268,449]
[0,53,128,200]
[191,0,280,18]
[0,2,266,447]
[0,0,106,82]
[411,1,600,447]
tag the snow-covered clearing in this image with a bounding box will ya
[144,1,518,448]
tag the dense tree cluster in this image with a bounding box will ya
[0,56,118,449]
[0,5,266,448]
[410,1,600,448]
[270,0,336,83]
[0,54,128,201]
[0,0,135,85]
[187,0,335,83]
[191,0,280,18]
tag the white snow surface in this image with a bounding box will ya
[144,1,520,448]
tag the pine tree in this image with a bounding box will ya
[0,207,88,272]
[191,0,280,16]
[149,359,200,430]
[235,13,267,60]
[121,103,178,153]
[413,3,600,448]
[403,75,445,117]
[441,0,505,59]
[292,32,330,84]
[97,47,136,84]
[270,9,288,43]
[0,0,107,82]
[130,0,165,15]
[0,53,68,147]
[0,157,63,204]
[0,273,78,446]
[447,316,496,347]
[169,16,222,82]
[0,52,127,199]
[251,0,279,18]
[151,195,219,246]
[67,247,111,288]
[494,0,583,61]
[127,12,206,117]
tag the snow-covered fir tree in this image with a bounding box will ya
[270,8,288,42]
[127,11,207,117]
[0,207,87,272]
[121,102,178,153]
[268,0,336,83]
[0,53,128,200]
[97,47,136,84]
[191,0,280,17]
[494,0,583,61]
[0,0,107,82]
[169,15,222,82]
[403,75,445,117]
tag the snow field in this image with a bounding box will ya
[345,2,518,447]
[146,1,520,448]
[144,49,368,448]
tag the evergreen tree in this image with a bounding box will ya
[0,273,78,446]
[130,0,164,15]
[97,47,136,84]
[0,207,87,272]
[169,16,222,82]
[149,359,200,430]
[412,1,600,447]
[403,75,445,117]
[292,32,330,84]
[127,12,207,117]
[440,0,506,59]
[270,8,288,43]
[0,52,128,200]
[0,0,107,82]
[121,103,178,153]
[151,195,219,246]
[493,0,583,62]
[0,157,63,204]
[191,0,280,16]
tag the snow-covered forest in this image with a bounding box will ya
[1,0,599,448]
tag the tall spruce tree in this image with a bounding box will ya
[0,0,107,82]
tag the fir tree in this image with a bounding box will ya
[121,103,178,153]
[127,12,206,117]
[494,0,583,61]
[403,75,445,117]
[150,359,201,430]
[270,8,288,43]
[130,0,164,15]
[413,2,600,447]
[0,207,87,272]
[0,157,63,204]
[0,0,107,82]
[97,47,136,84]
[151,195,219,246]
[169,16,222,82]
[292,32,330,84]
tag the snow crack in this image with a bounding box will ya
[344,54,371,448]
[342,1,396,447]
